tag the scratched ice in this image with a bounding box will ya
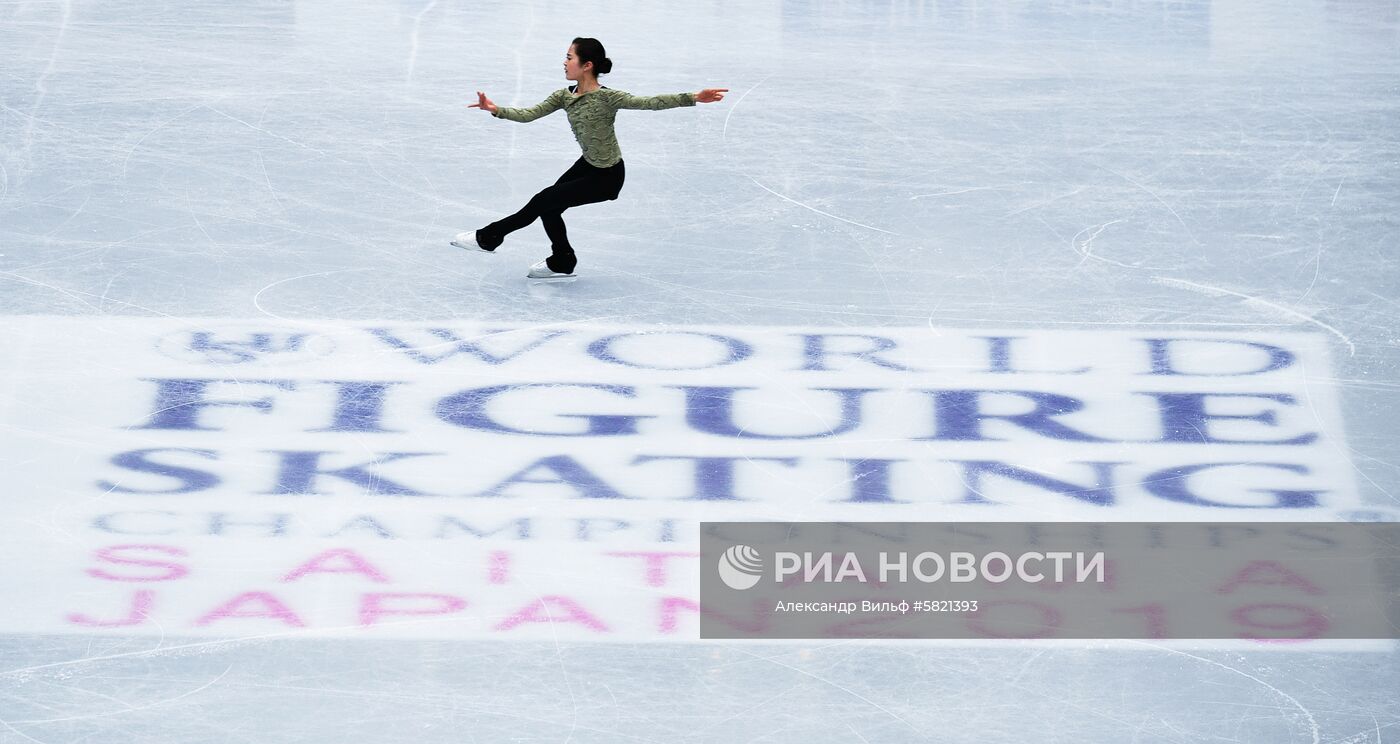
[1,0,1398,742]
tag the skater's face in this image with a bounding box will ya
[564,46,591,81]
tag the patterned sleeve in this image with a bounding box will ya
[494,90,566,122]
[602,89,697,111]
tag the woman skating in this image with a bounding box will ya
[455,37,727,280]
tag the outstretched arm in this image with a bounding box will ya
[604,88,728,111]
[470,90,565,122]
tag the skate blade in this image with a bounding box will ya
[526,274,577,283]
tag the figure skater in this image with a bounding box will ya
[455,37,727,280]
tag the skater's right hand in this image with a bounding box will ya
[469,91,498,114]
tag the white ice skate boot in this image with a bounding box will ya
[527,259,576,281]
[451,231,498,253]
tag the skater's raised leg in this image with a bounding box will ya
[451,230,501,252]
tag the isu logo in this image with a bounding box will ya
[156,326,335,366]
[718,545,763,590]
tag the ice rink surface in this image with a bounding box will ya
[2,0,1399,741]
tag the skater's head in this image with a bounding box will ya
[565,37,611,82]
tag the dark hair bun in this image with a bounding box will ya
[571,37,612,76]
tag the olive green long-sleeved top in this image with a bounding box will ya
[493,86,697,168]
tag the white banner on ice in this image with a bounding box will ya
[0,317,1365,640]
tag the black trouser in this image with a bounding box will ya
[480,157,625,274]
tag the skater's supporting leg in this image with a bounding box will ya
[528,175,621,273]
[478,158,623,275]
[538,160,623,273]
[539,214,577,274]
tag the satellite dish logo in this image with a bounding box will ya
[718,545,764,590]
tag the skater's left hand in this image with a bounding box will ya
[469,91,498,114]
[696,88,728,103]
